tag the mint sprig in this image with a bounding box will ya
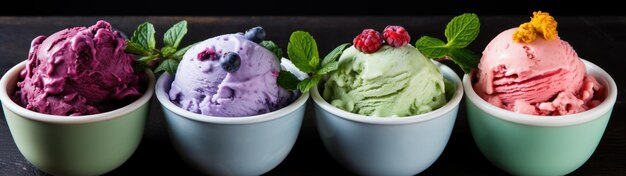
[278,31,350,93]
[125,20,195,74]
[416,13,480,73]
[260,40,283,60]
[277,70,299,90]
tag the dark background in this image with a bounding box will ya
[0,0,625,16]
[1,1,626,175]
[1,15,625,175]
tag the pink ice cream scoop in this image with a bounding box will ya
[14,20,142,116]
[168,32,293,117]
[473,28,603,115]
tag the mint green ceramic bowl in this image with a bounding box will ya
[0,61,155,176]
[463,59,617,175]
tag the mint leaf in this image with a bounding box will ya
[154,59,179,74]
[445,13,480,48]
[283,32,346,93]
[133,55,157,72]
[277,71,300,90]
[322,43,350,66]
[137,55,157,63]
[164,20,187,49]
[127,21,193,75]
[415,36,449,58]
[297,75,321,93]
[448,48,480,73]
[130,22,156,51]
[125,41,150,55]
[415,13,481,73]
[309,56,320,69]
[317,61,338,75]
[287,31,318,72]
[161,46,177,57]
[260,40,283,59]
[171,43,196,61]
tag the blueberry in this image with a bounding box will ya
[244,26,266,43]
[220,52,241,73]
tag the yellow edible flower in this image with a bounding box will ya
[512,11,558,43]
[531,11,558,40]
[513,23,537,43]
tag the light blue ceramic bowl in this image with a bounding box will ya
[464,59,617,175]
[155,73,308,175]
[311,61,463,175]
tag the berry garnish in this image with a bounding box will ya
[245,26,266,43]
[383,25,410,47]
[197,48,218,61]
[353,29,383,53]
[220,52,241,73]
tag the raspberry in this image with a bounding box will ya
[353,29,383,53]
[383,26,410,47]
[197,48,218,61]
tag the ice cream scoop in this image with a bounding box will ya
[473,28,603,115]
[14,20,142,116]
[323,45,447,117]
[168,30,293,117]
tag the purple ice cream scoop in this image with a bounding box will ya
[14,20,141,116]
[168,33,293,117]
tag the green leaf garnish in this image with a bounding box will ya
[277,71,299,90]
[260,40,283,59]
[445,13,480,48]
[278,31,351,93]
[125,41,150,56]
[322,43,350,66]
[308,56,320,69]
[448,48,479,73]
[172,42,196,61]
[317,61,338,75]
[154,59,179,74]
[130,22,156,51]
[416,13,481,73]
[287,31,318,73]
[125,20,193,74]
[297,75,321,93]
[415,36,449,58]
[161,46,177,57]
[163,21,187,49]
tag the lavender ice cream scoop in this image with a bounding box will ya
[168,32,293,117]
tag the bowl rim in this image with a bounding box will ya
[0,61,156,124]
[462,59,618,127]
[310,60,464,125]
[155,73,310,125]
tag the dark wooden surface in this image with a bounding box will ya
[0,16,624,175]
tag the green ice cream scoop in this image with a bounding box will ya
[323,45,447,117]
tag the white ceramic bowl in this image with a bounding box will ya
[311,61,463,175]
[155,73,308,175]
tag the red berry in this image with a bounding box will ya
[383,26,410,47]
[353,29,383,53]
[197,48,218,61]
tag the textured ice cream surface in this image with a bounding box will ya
[323,45,447,117]
[168,33,293,117]
[14,21,142,116]
[473,28,603,115]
